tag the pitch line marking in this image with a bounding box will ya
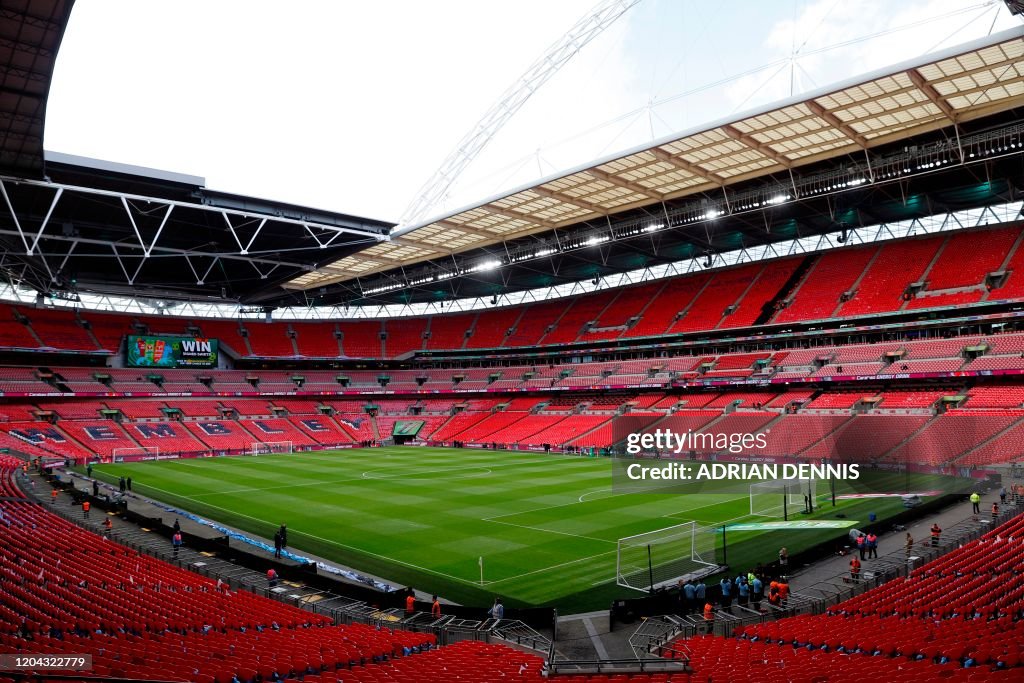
[130,480,484,587]
[482,549,618,587]
[482,518,617,546]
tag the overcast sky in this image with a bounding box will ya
[44,0,1020,225]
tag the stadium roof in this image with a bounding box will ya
[0,0,75,176]
[286,28,1024,292]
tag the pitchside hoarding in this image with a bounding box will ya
[125,335,218,368]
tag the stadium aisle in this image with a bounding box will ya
[786,485,1021,593]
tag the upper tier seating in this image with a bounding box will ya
[244,322,295,357]
[838,235,944,316]
[2,224,1022,362]
[293,321,341,357]
[338,321,383,357]
[21,307,98,351]
[775,246,878,323]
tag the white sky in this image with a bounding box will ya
[44,0,1020,225]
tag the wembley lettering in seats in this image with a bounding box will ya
[135,423,179,438]
[300,419,327,432]
[198,422,231,435]
[84,425,118,440]
[9,426,67,444]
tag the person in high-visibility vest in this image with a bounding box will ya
[970,492,981,514]
[849,557,861,580]
[866,533,878,559]
[82,500,90,518]
[930,523,941,547]
[50,488,58,504]
[703,602,714,621]
[431,595,441,619]
[991,502,999,521]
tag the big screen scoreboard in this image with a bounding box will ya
[125,335,218,368]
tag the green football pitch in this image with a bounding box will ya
[91,447,965,612]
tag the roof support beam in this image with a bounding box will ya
[721,125,793,169]
[806,100,869,149]
[531,185,605,215]
[476,203,560,230]
[436,219,496,239]
[586,168,664,200]
[650,148,727,185]
[388,236,452,257]
[907,68,957,122]
[0,174,388,241]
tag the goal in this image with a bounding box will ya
[112,446,159,462]
[616,521,718,592]
[750,478,817,518]
[250,441,293,455]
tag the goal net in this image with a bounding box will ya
[750,478,817,517]
[251,441,293,455]
[112,446,159,462]
[616,521,718,592]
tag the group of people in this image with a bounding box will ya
[397,587,450,620]
[680,569,788,620]
[970,488,1011,522]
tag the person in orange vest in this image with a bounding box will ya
[930,523,941,547]
[866,533,878,559]
[431,595,441,619]
[50,488,58,504]
[849,556,861,580]
[82,499,90,518]
[405,589,416,614]
[855,533,866,560]
[172,531,182,557]
[777,579,789,605]
[267,568,278,588]
[991,502,999,521]
[103,517,113,537]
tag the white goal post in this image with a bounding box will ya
[750,478,817,517]
[112,446,159,462]
[250,441,293,455]
[616,521,718,592]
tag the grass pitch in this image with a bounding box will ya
[93,447,962,612]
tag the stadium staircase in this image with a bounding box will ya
[754,255,816,327]
[824,244,880,318]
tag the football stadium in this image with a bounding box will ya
[1,2,1024,681]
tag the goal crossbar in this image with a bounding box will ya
[750,478,817,517]
[616,521,718,592]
